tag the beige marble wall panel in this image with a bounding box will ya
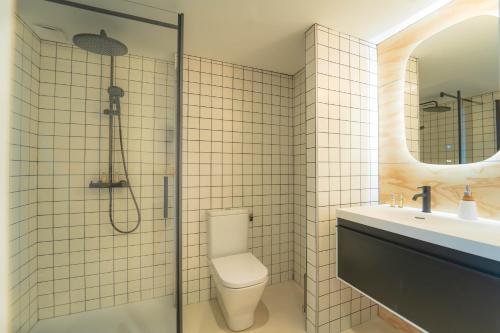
[378,0,500,218]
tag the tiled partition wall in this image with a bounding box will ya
[35,39,176,319]
[304,26,319,332]
[9,18,40,333]
[181,55,294,304]
[292,68,307,288]
[305,24,379,333]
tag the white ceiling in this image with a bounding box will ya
[413,15,500,101]
[171,0,450,74]
[17,0,178,62]
[18,0,450,74]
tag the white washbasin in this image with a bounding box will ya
[336,205,500,262]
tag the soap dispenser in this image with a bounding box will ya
[457,184,478,220]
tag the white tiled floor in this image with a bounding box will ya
[183,281,404,333]
[345,319,406,333]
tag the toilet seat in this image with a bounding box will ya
[211,252,268,289]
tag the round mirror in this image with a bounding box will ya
[405,15,500,164]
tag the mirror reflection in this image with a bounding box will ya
[405,15,500,164]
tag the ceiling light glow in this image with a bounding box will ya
[371,0,453,44]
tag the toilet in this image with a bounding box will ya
[207,208,268,331]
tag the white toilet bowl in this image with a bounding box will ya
[209,252,268,331]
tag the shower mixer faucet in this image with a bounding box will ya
[108,86,124,97]
[107,86,124,115]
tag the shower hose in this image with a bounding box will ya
[108,90,141,234]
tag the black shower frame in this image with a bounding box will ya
[43,1,184,332]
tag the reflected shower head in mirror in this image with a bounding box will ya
[73,29,128,56]
[420,101,451,112]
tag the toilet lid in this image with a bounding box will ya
[211,252,268,289]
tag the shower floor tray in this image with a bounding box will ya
[30,296,177,333]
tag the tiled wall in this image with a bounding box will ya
[181,54,295,304]
[420,91,499,164]
[35,39,177,319]
[405,57,419,159]
[9,17,40,333]
[292,68,307,288]
[305,24,379,333]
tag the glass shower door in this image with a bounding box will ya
[9,1,183,332]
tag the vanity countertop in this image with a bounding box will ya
[336,205,500,262]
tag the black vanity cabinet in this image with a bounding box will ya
[337,219,500,333]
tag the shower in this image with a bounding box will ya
[74,29,141,234]
[420,90,485,163]
[419,100,451,112]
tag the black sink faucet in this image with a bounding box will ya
[412,186,431,213]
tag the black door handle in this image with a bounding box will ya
[164,176,168,219]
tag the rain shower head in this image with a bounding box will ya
[423,105,451,112]
[73,29,128,56]
[420,101,451,112]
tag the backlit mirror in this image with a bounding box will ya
[405,15,500,164]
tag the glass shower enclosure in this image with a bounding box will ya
[8,0,182,332]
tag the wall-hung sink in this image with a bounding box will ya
[336,205,500,333]
[337,205,500,262]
